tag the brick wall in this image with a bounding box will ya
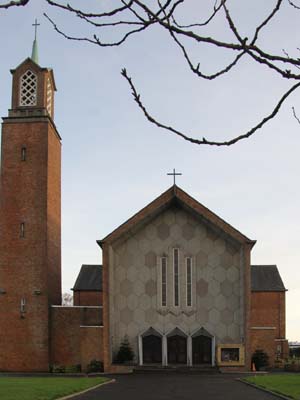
[0,119,60,371]
[73,291,103,306]
[250,291,287,366]
[50,306,103,370]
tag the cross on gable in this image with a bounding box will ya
[167,168,182,185]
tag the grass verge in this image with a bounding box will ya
[0,377,109,400]
[244,374,300,399]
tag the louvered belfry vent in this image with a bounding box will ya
[19,70,37,106]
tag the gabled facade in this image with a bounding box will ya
[97,186,257,371]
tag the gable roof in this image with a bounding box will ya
[97,185,256,248]
[10,57,57,91]
[72,264,102,291]
[251,265,286,292]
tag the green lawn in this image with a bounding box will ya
[244,374,300,399]
[0,377,109,400]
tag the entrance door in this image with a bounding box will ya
[143,334,162,364]
[167,335,187,364]
[192,335,212,364]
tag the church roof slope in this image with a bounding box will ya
[251,265,286,292]
[97,185,256,248]
[72,264,102,291]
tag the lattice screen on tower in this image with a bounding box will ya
[20,70,37,106]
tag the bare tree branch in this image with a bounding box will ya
[292,106,300,124]
[121,68,300,146]
[0,0,30,8]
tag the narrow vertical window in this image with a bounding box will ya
[173,248,179,306]
[161,257,167,307]
[20,222,25,238]
[186,257,192,307]
[21,146,26,161]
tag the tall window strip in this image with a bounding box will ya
[161,257,167,307]
[186,257,192,307]
[173,248,179,306]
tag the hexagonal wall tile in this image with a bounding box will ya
[127,293,139,311]
[145,308,157,324]
[209,308,220,325]
[216,322,227,340]
[157,223,170,240]
[206,227,219,241]
[208,279,220,296]
[145,224,156,240]
[200,238,213,254]
[214,266,226,283]
[196,224,207,239]
[133,280,145,297]
[201,294,214,309]
[227,266,239,282]
[126,237,139,253]
[196,307,209,324]
[196,278,208,297]
[220,252,233,269]
[170,224,181,240]
[214,293,227,311]
[140,294,151,310]
[175,210,187,226]
[115,264,126,281]
[145,251,157,268]
[120,307,133,324]
[122,251,134,267]
[127,265,137,282]
[163,210,176,225]
[196,251,208,268]
[120,279,133,297]
[208,253,220,268]
[227,294,239,310]
[138,266,151,282]
[226,241,239,256]
[220,308,234,325]
[227,323,239,340]
[214,238,226,255]
[134,308,146,323]
[145,279,157,297]
[139,238,151,253]
[220,279,233,297]
[182,223,195,241]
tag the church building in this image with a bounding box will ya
[0,38,288,373]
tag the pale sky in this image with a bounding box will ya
[0,1,299,341]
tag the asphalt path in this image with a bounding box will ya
[74,373,280,400]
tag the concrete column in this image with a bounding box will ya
[162,335,168,366]
[138,335,143,366]
[212,336,216,366]
[187,335,193,366]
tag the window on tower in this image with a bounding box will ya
[19,70,37,106]
[21,146,26,161]
[20,222,25,238]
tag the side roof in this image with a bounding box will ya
[72,264,102,291]
[251,265,286,292]
[97,185,256,248]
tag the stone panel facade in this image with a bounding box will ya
[109,206,245,362]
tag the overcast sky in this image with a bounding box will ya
[0,0,299,341]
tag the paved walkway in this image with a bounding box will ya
[74,373,280,400]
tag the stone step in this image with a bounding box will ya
[133,365,220,374]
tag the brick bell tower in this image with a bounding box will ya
[0,25,61,371]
